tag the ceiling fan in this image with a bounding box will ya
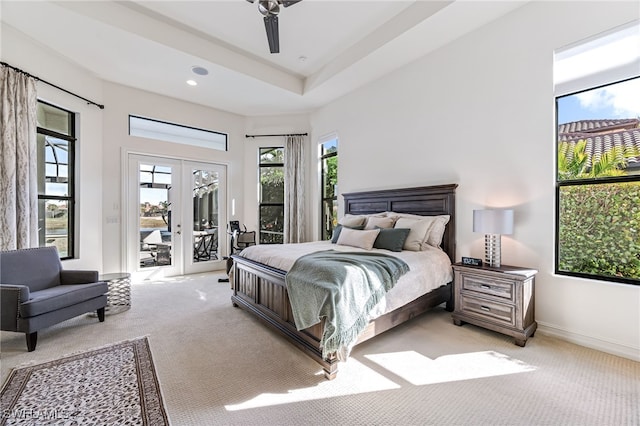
[246,0,302,54]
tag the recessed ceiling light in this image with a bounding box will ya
[186,80,198,86]
[192,66,209,76]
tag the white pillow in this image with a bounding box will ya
[387,212,450,248]
[388,212,427,220]
[364,215,397,230]
[338,214,367,228]
[336,228,380,250]
[394,217,433,251]
[426,215,450,247]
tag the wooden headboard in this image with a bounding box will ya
[342,184,457,263]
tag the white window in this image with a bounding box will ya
[129,115,227,151]
[554,22,640,285]
[320,138,338,240]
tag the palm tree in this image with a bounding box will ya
[558,139,637,180]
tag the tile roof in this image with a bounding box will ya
[558,119,640,170]
[558,118,639,134]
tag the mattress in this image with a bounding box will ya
[237,241,453,319]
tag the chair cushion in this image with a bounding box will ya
[0,247,62,292]
[20,282,108,318]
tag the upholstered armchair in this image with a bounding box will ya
[0,246,108,351]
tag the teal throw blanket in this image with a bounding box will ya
[285,250,410,359]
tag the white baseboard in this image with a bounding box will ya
[536,322,640,362]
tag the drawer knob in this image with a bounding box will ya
[480,284,491,289]
[480,305,491,312]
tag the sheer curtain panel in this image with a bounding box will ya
[284,135,305,243]
[0,65,38,250]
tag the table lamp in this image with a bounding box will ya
[473,209,514,267]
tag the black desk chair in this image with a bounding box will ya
[218,222,256,283]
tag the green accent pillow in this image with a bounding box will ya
[330,224,365,243]
[373,227,411,252]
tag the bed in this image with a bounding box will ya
[230,184,457,379]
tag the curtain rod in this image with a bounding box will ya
[1,61,105,110]
[245,132,308,138]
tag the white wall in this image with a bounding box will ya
[310,1,640,360]
[1,24,104,271]
[101,82,246,274]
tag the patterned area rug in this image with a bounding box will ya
[0,337,169,425]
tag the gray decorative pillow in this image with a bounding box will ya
[373,228,411,252]
[330,224,365,243]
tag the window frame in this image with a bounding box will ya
[258,146,284,244]
[37,100,76,260]
[320,139,338,241]
[554,77,640,286]
[128,114,228,151]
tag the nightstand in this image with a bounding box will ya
[452,263,537,346]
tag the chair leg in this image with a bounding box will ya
[26,332,37,352]
[97,307,106,322]
[218,257,232,283]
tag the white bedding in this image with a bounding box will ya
[237,241,453,320]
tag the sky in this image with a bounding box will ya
[557,77,640,125]
[555,22,639,125]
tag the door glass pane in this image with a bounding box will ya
[192,168,219,262]
[139,163,173,268]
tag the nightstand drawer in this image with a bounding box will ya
[460,295,515,327]
[461,275,515,301]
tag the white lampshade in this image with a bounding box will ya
[473,209,514,235]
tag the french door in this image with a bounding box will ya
[127,154,227,278]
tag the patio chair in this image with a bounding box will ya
[194,229,217,262]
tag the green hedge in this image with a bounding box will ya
[558,182,640,280]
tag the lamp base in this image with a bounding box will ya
[484,234,501,268]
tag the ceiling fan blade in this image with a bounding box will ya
[281,0,302,7]
[263,15,279,54]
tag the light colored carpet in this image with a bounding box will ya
[1,272,638,425]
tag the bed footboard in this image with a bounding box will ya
[230,254,339,379]
[230,254,451,380]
